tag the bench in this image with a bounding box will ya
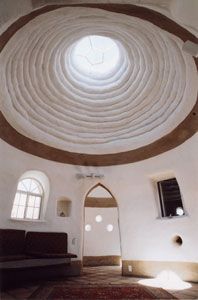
[0,229,79,289]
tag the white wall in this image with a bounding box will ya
[170,0,198,34]
[83,207,121,256]
[0,0,32,31]
[0,133,198,263]
[88,186,112,198]
[0,140,83,258]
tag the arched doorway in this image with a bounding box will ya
[83,184,121,267]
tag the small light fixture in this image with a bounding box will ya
[76,173,104,179]
[85,224,92,232]
[176,207,184,216]
[95,215,102,223]
[107,224,113,232]
[182,40,198,57]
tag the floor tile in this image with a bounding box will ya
[1,266,197,299]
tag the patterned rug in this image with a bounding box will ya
[30,284,176,299]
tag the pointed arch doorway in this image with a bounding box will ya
[83,184,121,268]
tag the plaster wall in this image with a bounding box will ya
[83,207,121,256]
[170,0,198,34]
[0,0,32,30]
[0,133,198,263]
[0,0,197,37]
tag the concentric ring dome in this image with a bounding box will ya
[0,7,197,155]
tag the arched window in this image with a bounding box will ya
[11,178,43,220]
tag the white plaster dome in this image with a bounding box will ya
[0,7,197,155]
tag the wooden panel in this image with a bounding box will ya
[85,197,117,208]
[83,255,121,266]
[122,260,198,282]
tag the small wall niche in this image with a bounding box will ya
[57,198,71,217]
[173,235,183,246]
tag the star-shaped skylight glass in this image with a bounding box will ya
[71,35,120,78]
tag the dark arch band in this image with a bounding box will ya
[0,4,198,166]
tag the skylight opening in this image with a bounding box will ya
[71,35,120,79]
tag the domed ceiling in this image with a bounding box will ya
[0,4,197,165]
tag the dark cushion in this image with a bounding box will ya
[0,255,27,262]
[28,252,77,258]
[0,229,26,256]
[25,232,68,255]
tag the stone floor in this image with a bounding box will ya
[1,266,198,299]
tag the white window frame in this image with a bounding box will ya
[11,178,44,220]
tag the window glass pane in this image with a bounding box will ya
[30,180,41,194]
[33,208,39,219]
[35,197,41,208]
[28,195,35,207]
[12,178,43,220]
[22,179,31,192]
[18,181,27,191]
[17,206,25,218]
[22,179,29,191]
[19,193,27,206]
[158,178,184,218]
[33,186,41,194]
[26,207,34,219]
[11,205,18,218]
[14,193,20,205]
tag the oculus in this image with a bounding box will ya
[71,35,120,80]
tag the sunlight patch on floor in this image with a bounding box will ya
[138,270,192,290]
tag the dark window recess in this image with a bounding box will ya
[157,178,184,218]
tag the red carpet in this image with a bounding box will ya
[32,284,176,299]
